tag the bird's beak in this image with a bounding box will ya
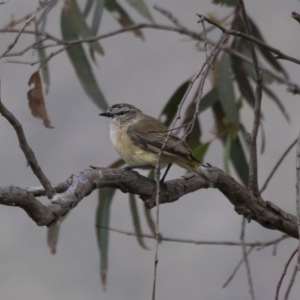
[99,112,113,117]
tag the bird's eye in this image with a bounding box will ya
[116,111,126,116]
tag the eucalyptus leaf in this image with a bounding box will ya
[125,0,153,21]
[61,9,108,110]
[129,194,149,250]
[159,80,189,127]
[193,141,210,161]
[105,0,144,40]
[217,54,239,126]
[96,188,116,290]
[231,54,255,108]
[66,0,104,55]
[199,88,218,112]
[248,17,288,78]
[91,0,104,35]
[230,135,249,185]
[84,0,95,17]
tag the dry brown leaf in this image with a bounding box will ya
[27,70,53,129]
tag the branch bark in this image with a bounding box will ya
[0,167,297,239]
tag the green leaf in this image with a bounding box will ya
[159,80,189,127]
[262,85,290,122]
[242,62,273,85]
[193,141,211,161]
[96,188,115,290]
[84,0,95,17]
[248,17,288,78]
[125,0,153,21]
[144,206,156,237]
[129,194,149,249]
[36,38,50,94]
[37,0,59,32]
[46,213,69,255]
[212,0,237,6]
[105,0,144,40]
[91,0,104,35]
[145,170,163,241]
[223,134,232,173]
[199,88,218,112]
[231,54,255,108]
[61,9,108,110]
[230,135,249,185]
[217,54,239,126]
[65,0,104,55]
[186,118,202,150]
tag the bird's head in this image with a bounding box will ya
[99,103,142,125]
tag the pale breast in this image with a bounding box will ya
[109,126,162,167]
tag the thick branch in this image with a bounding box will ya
[0,167,297,239]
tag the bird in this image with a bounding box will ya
[99,103,211,185]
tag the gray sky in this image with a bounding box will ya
[1,0,300,299]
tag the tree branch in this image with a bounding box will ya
[0,97,55,199]
[0,167,298,239]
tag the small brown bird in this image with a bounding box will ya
[99,103,211,185]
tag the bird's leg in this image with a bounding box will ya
[160,163,172,183]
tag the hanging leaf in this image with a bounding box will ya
[84,0,95,17]
[105,0,144,40]
[248,17,288,78]
[223,133,232,173]
[64,0,104,56]
[260,121,266,154]
[212,0,237,6]
[217,54,239,126]
[231,54,255,108]
[193,141,211,161]
[262,85,290,122]
[129,194,149,249]
[61,9,108,110]
[96,187,115,291]
[125,0,153,22]
[159,79,190,127]
[242,61,273,85]
[230,135,249,185]
[199,87,218,112]
[47,213,69,254]
[91,0,104,35]
[37,0,59,33]
[27,70,53,128]
[145,170,163,241]
[36,38,50,94]
[186,118,202,150]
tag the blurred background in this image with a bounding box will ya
[0,0,300,299]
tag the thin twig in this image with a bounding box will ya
[284,264,298,300]
[296,132,300,269]
[150,7,223,299]
[275,248,298,300]
[238,0,262,194]
[240,217,255,300]
[0,0,52,59]
[223,246,254,288]
[199,15,300,65]
[97,226,289,247]
[0,97,55,199]
[260,138,297,194]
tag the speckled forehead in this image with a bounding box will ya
[109,103,134,112]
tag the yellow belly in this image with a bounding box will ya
[110,128,167,168]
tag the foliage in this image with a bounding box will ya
[0,0,293,292]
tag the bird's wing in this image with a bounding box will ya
[127,116,199,163]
